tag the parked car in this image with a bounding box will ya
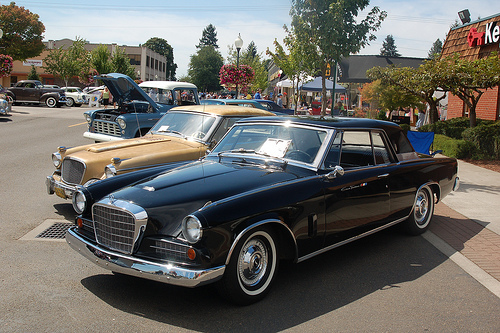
[5,80,67,107]
[254,99,294,115]
[46,105,274,203]
[83,73,199,142]
[201,98,268,110]
[43,84,61,89]
[62,87,88,107]
[66,116,459,305]
[0,84,11,115]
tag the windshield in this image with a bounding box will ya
[149,111,217,140]
[212,123,328,164]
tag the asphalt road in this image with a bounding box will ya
[1,105,499,332]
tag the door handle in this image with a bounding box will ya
[378,173,389,178]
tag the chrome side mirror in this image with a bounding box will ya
[324,165,344,181]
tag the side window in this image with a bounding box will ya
[211,117,240,143]
[372,132,391,164]
[323,132,342,169]
[340,131,374,168]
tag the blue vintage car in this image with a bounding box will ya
[66,116,459,305]
[83,73,199,142]
[254,99,295,115]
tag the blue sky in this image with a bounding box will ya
[12,0,500,77]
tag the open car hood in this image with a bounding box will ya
[94,73,159,111]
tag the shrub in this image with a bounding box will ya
[433,134,476,159]
[462,122,500,159]
[399,123,410,133]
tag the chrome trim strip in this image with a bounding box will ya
[225,219,297,266]
[297,216,408,263]
[66,227,225,287]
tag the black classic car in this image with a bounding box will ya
[66,116,459,304]
[6,80,67,107]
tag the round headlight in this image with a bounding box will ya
[72,189,87,214]
[182,215,203,244]
[117,118,127,129]
[52,152,62,168]
[84,114,92,123]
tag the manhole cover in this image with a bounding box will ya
[35,222,72,239]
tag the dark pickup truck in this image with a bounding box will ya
[6,80,67,107]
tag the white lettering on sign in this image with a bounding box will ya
[23,59,43,66]
[485,22,500,44]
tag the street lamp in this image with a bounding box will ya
[234,33,243,98]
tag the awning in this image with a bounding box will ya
[276,79,294,88]
[299,77,346,93]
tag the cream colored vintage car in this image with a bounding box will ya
[46,105,274,201]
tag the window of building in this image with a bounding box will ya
[146,56,150,68]
[155,59,158,70]
[128,54,141,65]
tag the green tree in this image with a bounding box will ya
[367,60,447,125]
[27,65,40,81]
[111,46,136,79]
[380,35,401,57]
[143,37,177,80]
[268,30,312,113]
[197,24,219,49]
[43,37,90,87]
[427,39,442,60]
[436,53,500,127]
[0,2,45,61]
[188,45,224,92]
[287,0,386,115]
[91,44,113,75]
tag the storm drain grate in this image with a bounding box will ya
[35,222,72,239]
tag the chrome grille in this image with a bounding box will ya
[61,158,85,184]
[152,240,190,263]
[93,204,136,253]
[93,120,121,136]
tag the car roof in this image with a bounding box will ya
[237,115,402,133]
[139,81,197,90]
[171,105,274,117]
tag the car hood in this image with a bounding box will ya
[66,134,206,182]
[94,73,159,111]
[104,158,299,236]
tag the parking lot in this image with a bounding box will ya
[0,105,499,332]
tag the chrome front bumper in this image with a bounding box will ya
[65,227,225,288]
[83,131,123,142]
[46,173,77,199]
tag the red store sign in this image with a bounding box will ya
[467,21,500,47]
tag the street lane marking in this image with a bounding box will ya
[69,122,87,127]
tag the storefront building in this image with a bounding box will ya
[4,39,167,88]
[441,13,500,120]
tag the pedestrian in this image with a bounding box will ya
[101,87,110,109]
[254,89,262,99]
[277,93,283,107]
[416,109,426,129]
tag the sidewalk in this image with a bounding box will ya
[426,159,500,297]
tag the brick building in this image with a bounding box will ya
[2,39,167,88]
[441,13,500,121]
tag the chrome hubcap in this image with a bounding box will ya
[238,239,268,287]
[415,191,429,225]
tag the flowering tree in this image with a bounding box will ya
[219,64,254,93]
[0,54,13,78]
[79,68,99,87]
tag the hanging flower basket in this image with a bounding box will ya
[0,54,13,78]
[219,64,254,90]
